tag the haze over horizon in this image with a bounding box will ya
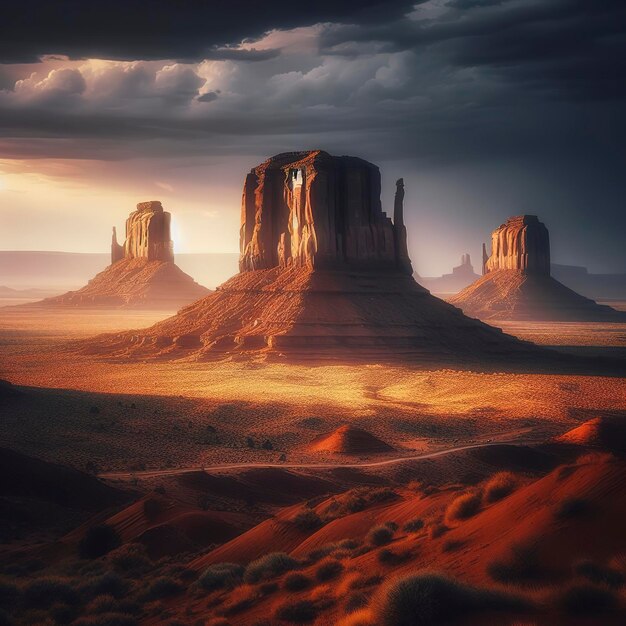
[1,0,625,275]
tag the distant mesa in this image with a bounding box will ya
[450,215,626,322]
[308,425,394,454]
[38,201,209,309]
[83,151,552,362]
[418,253,480,295]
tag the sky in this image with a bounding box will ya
[0,0,625,275]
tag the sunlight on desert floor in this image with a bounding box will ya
[1,306,625,450]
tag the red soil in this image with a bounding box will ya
[168,452,626,625]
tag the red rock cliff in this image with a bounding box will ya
[239,151,413,274]
[485,215,550,275]
[115,201,174,263]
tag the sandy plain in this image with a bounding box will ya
[1,304,625,473]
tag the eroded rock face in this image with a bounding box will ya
[119,201,174,263]
[485,215,550,274]
[239,151,413,274]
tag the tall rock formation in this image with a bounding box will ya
[239,151,412,274]
[122,201,174,263]
[451,215,626,322]
[39,201,208,309]
[485,215,550,274]
[82,152,554,363]
[111,227,124,264]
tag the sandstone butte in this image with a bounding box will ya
[39,201,209,309]
[82,151,562,362]
[450,215,626,322]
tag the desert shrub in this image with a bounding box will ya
[22,577,78,609]
[142,498,162,521]
[574,560,624,588]
[445,491,482,524]
[427,523,447,539]
[274,599,318,623]
[315,558,344,582]
[107,544,151,575]
[558,583,618,615]
[79,525,122,559]
[80,572,128,600]
[378,549,403,565]
[259,582,279,595]
[372,572,530,626]
[384,521,399,532]
[332,488,398,517]
[244,553,298,584]
[554,498,591,521]
[307,539,359,563]
[261,440,273,450]
[442,539,465,553]
[402,518,424,534]
[292,509,323,531]
[86,594,118,614]
[0,578,20,609]
[51,601,81,624]
[198,563,244,591]
[142,576,182,600]
[283,572,311,592]
[73,614,138,626]
[487,543,543,585]
[344,592,369,613]
[367,525,394,547]
[483,472,518,503]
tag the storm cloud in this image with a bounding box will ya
[0,0,625,274]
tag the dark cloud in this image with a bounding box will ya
[0,0,624,271]
[0,0,418,64]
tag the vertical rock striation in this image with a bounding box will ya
[122,201,174,263]
[485,215,550,274]
[239,151,412,274]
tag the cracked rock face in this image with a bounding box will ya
[485,215,550,275]
[112,201,174,264]
[239,150,413,275]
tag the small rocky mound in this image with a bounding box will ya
[555,416,626,455]
[309,425,394,454]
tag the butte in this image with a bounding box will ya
[82,151,554,364]
[39,201,209,309]
[450,215,626,322]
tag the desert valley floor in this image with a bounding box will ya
[2,303,626,625]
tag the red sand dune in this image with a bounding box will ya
[308,425,394,454]
[555,415,626,453]
[65,493,250,559]
[174,452,626,625]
